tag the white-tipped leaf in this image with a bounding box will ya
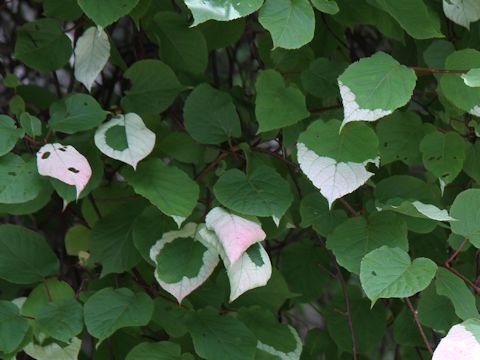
[149,223,219,303]
[442,0,480,29]
[94,113,155,169]
[433,319,480,360]
[36,143,92,199]
[297,143,374,208]
[74,27,110,92]
[377,199,455,221]
[205,207,266,265]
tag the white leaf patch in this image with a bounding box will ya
[443,0,480,29]
[199,225,272,302]
[257,326,303,360]
[149,223,220,304]
[469,105,480,117]
[74,27,110,92]
[36,143,92,199]
[297,143,374,208]
[338,80,392,128]
[24,337,82,360]
[94,113,155,169]
[433,320,480,360]
[412,201,456,221]
[377,200,455,222]
[205,207,266,265]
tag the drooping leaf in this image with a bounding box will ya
[77,0,140,28]
[183,83,241,144]
[338,52,417,126]
[123,158,199,226]
[442,0,480,29]
[433,319,480,360]
[187,308,257,360]
[327,212,408,274]
[254,69,309,132]
[36,143,92,199]
[121,60,182,114]
[94,113,155,169]
[83,287,154,344]
[0,115,25,156]
[184,0,264,25]
[450,189,480,247]
[14,19,72,71]
[259,0,314,50]
[360,246,437,304]
[74,26,110,92]
[213,166,293,221]
[0,224,59,284]
[150,223,220,303]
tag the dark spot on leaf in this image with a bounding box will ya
[59,147,66,152]
[41,151,50,159]
[8,172,16,176]
[383,142,388,147]
[83,102,88,106]
[428,156,435,161]
[68,167,79,173]
[371,271,377,276]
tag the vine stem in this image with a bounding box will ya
[338,198,359,217]
[410,66,467,74]
[405,297,433,355]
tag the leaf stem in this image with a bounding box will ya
[410,66,467,74]
[405,297,433,355]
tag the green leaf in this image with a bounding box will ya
[0,116,24,156]
[36,298,83,343]
[123,158,199,226]
[464,142,480,184]
[184,0,263,25]
[254,69,309,133]
[64,224,90,256]
[338,52,417,126]
[94,113,155,169]
[450,189,480,247]
[24,337,82,360]
[418,285,458,331]
[183,83,241,144]
[360,246,437,304]
[126,341,193,360]
[440,49,480,116]
[327,212,408,274]
[259,0,315,49]
[443,0,480,29]
[462,68,480,87]
[49,93,107,133]
[74,26,110,92]
[187,308,257,360]
[435,268,479,321]
[213,166,293,220]
[121,59,182,114]
[151,12,208,75]
[301,58,346,98]
[373,0,443,39]
[0,301,30,354]
[43,0,83,21]
[78,0,140,28]
[19,112,42,138]
[300,192,347,236]
[84,287,154,344]
[150,223,220,303]
[22,279,75,318]
[311,0,339,14]
[14,19,72,71]
[0,225,59,284]
[90,201,145,277]
[376,111,429,165]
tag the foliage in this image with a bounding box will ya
[1,0,480,359]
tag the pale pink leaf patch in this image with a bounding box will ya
[433,322,480,360]
[205,207,266,264]
[36,143,92,199]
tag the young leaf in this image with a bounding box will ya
[442,0,480,29]
[205,207,266,265]
[450,189,480,247]
[338,52,417,126]
[36,143,92,199]
[77,0,140,28]
[74,26,110,92]
[0,115,25,156]
[184,0,263,25]
[123,158,199,226]
[0,301,30,354]
[183,83,241,144]
[149,223,220,303]
[360,246,437,304]
[83,287,153,344]
[259,0,315,49]
[187,308,257,360]
[255,69,309,133]
[327,212,408,274]
[213,166,293,221]
[0,224,59,284]
[433,319,480,360]
[94,113,155,169]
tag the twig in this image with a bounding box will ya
[338,198,359,217]
[43,279,53,302]
[410,66,467,74]
[445,238,468,267]
[51,71,62,98]
[88,194,102,220]
[405,297,433,355]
